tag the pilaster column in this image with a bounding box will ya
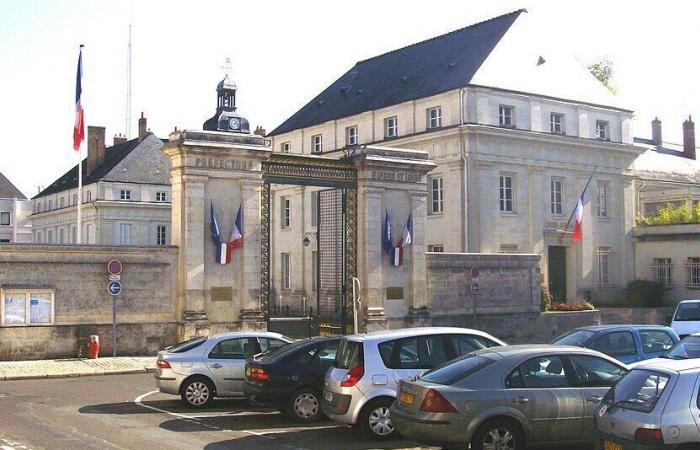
[241,181,265,329]
[359,186,387,330]
[408,190,431,326]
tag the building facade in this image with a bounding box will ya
[0,172,32,243]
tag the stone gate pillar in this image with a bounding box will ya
[351,146,436,331]
[164,130,271,339]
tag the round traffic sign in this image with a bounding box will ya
[107,259,123,275]
[470,266,480,278]
[471,282,480,295]
[107,280,123,296]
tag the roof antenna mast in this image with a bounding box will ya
[125,8,133,139]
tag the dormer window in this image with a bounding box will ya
[346,126,358,146]
[384,116,398,138]
[281,142,291,153]
[499,105,515,127]
[596,120,610,140]
[312,134,323,153]
[550,113,565,134]
[427,107,442,129]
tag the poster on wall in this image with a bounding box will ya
[4,293,26,324]
[29,293,51,324]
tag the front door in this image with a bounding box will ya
[205,337,255,396]
[548,246,567,301]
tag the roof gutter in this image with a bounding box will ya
[459,87,468,252]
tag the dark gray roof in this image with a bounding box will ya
[269,9,524,136]
[0,172,26,199]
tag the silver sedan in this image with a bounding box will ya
[391,345,628,450]
[154,331,293,407]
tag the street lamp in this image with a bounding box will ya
[303,232,315,247]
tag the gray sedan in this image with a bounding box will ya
[155,331,293,407]
[390,345,628,450]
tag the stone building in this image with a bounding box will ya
[30,115,172,246]
[0,172,32,243]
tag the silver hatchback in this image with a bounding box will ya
[596,359,700,450]
[155,331,292,407]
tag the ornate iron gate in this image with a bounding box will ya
[317,189,346,335]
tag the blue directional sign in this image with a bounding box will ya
[107,280,123,296]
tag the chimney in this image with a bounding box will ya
[113,133,127,145]
[87,126,106,175]
[651,117,662,146]
[254,126,266,137]
[138,112,148,141]
[684,116,696,160]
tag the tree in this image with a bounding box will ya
[588,57,617,94]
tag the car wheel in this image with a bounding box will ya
[180,376,215,408]
[359,398,397,440]
[287,388,321,422]
[470,418,524,450]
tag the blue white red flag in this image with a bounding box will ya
[392,213,413,266]
[73,46,84,151]
[210,202,227,264]
[572,196,583,241]
[383,209,392,255]
[226,204,244,262]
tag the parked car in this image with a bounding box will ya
[595,359,700,449]
[630,333,700,368]
[390,345,628,450]
[668,299,700,338]
[244,335,341,422]
[321,327,506,439]
[154,331,293,407]
[552,325,679,364]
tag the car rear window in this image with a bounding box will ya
[335,339,363,369]
[421,355,494,385]
[674,303,700,321]
[257,339,312,361]
[607,369,670,413]
[551,330,595,346]
[663,336,700,360]
[166,337,207,353]
[378,335,448,369]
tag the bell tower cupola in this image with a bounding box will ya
[203,58,250,133]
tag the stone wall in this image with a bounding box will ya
[598,307,674,326]
[0,244,179,360]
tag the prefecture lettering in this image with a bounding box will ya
[194,158,255,171]
[370,171,420,183]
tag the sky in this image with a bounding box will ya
[0,0,698,198]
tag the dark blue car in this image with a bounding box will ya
[551,325,680,364]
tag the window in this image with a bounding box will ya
[591,331,637,357]
[597,181,609,218]
[597,247,612,287]
[430,177,443,214]
[258,337,289,353]
[427,106,442,129]
[638,330,675,354]
[345,126,358,146]
[86,224,92,244]
[2,290,53,326]
[87,191,92,202]
[550,178,563,215]
[422,355,495,386]
[506,355,571,389]
[156,191,167,202]
[499,174,514,212]
[312,251,318,292]
[651,258,673,288]
[281,196,290,228]
[568,355,626,387]
[281,142,291,153]
[208,338,254,360]
[384,116,398,138]
[428,245,444,252]
[378,335,448,369]
[157,225,167,246]
[59,228,65,244]
[119,223,132,245]
[0,212,9,225]
[0,239,9,243]
[281,252,291,290]
[71,227,76,244]
[312,134,323,153]
[448,334,499,356]
[499,244,519,254]
[499,105,514,127]
[47,230,53,243]
[317,340,339,362]
[48,200,52,210]
[72,194,78,205]
[120,190,131,200]
[607,370,669,413]
[596,120,610,140]
[311,192,318,227]
[550,113,565,134]
[60,197,65,208]
[685,257,700,288]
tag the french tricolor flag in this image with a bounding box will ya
[572,195,583,241]
[392,213,413,266]
[73,46,85,151]
[226,205,244,263]
[210,202,228,264]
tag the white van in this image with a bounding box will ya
[669,300,700,338]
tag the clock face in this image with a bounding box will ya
[228,117,240,130]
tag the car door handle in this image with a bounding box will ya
[211,363,222,369]
[514,397,529,404]
[587,395,603,403]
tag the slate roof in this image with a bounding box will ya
[0,172,26,199]
[269,9,524,136]
[34,137,162,199]
[633,137,700,184]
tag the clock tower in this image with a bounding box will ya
[203,59,250,133]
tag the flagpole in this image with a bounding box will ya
[560,166,597,241]
[76,44,84,244]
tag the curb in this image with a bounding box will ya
[0,367,156,381]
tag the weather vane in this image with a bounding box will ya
[221,57,232,79]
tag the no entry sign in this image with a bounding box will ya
[107,259,123,275]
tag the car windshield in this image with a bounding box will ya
[257,339,318,361]
[674,303,700,321]
[166,336,207,353]
[552,330,595,346]
[662,335,700,359]
[606,369,670,413]
[421,355,495,385]
[335,339,362,369]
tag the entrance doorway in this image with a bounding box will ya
[548,246,567,301]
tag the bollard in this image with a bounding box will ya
[87,335,100,359]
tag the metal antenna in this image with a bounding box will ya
[125,18,133,139]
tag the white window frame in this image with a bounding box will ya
[427,107,442,129]
[120,189,131,200]
[430,177,443,214]
[428,244,444,252]
[499,244,519,254]
[597,181,609,218]
[384,116,398,138]
[345,126,358,146]
[281,142,291,153]
[550,178,564,216]
[47,229,53,243]
[0,212,10,226]
[651,258,673,288]
[550,113,565,134]
[597,247,612,287]
[156,191,167,202]
[312,134,323,153]
[1,289,55,326]
[686,257,700,288]
[281,252,291,290]
[596,120,610,140]
[499,174,515,213]
[157,225,167,246]
[119,223,132,245]
[281,196,290,229]
[499,105,515,127]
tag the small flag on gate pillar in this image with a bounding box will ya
[210,202,227,264]
[226,203,244,263]
[383,209,393,255]
[392,213,413,267]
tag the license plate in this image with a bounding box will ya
[324,391,333,402]
[604,440,623,450]
[399,392,415,406]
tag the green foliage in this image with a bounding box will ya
[545,301,595,312]
[636,199,700,226]
[625,280,664,307]
[588,57,618,94]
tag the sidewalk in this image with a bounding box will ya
[0,356,156,381]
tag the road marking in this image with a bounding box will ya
[0,437,32,450]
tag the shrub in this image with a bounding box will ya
[625,280,664,307]
[545,301,595,312]
[636,197,700,226]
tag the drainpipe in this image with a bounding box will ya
[637,180,646,218]
[459,88,468,252]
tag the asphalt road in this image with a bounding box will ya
[0,373,593,450]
